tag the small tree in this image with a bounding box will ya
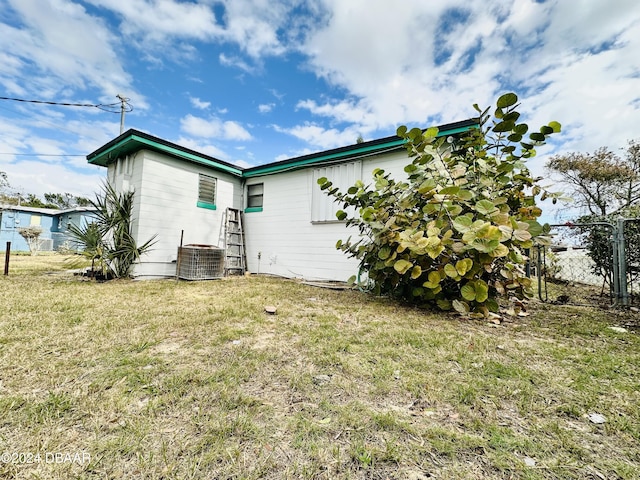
[17,226,43,256]
[546,140,640,216]
[69,183,156,279]
[547,140,640,289]
[318,93,561,316]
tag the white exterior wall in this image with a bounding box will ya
[243,149,410,281]
[109,150,242,278]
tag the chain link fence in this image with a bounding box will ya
[535,220,640,307]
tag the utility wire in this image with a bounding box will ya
[0,96,132,113]
[0,153,86,156]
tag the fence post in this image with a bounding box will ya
[4,241,10,275]
[616,218,629,307]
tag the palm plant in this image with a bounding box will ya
[69,182,156,279]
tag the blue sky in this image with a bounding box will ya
[1,0,639,221]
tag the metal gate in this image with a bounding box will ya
[535,219,639,307]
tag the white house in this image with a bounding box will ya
[86,119,476,280]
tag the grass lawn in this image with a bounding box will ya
[0,255,638,479]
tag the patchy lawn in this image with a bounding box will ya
[0,255,638,479]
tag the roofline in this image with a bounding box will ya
[0,204,98,215]
[0,204,61,215]
[242,119,478,178]
[86,119,478,179]
[86,129,244,176]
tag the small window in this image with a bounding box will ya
[197,174,217,210]
[246,183,263,212]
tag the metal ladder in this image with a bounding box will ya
[224,208,247,276]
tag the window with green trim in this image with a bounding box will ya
[246,183,263,211]
[197,174,217,209]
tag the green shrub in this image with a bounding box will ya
[318,93,561,316]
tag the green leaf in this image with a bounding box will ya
[513,124,529,135]
[317,176,328,185]
[396,125,408,137]
[425,237,444,259]
[444,263,459,278]
[503,111,521,122]
[513,229,532,242]
[437,299,452,311]
[393,259,413,275]
[525,220,543,237]
[497,92,518,108]
[507,133,522,142]
[548,121,561,133]
[418,179,437,194]
[461,283,476,302]
[539,125,554,135]
[457,190,474,201]
[424,126,439,138]
[492,120,515,133]
[475,199,497,215]
[408,127,423,140]
[336,210,347,221]
[475,280,489,303]
[440,186,460,195]
[491,243,509,258]
[452,299,470,314]
[453,216,473,233]
[427,271,441,285]
[410,265,422,279]
[529,132,546,142]
[347,186,358,194]
[378,247,392,260]
[456,258,473,276]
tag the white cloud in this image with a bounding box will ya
[173,137,228,160]
[291,0,640,156]
[189,96,211,110]
[2,160,105,199]
[258,103,275,113]
[219,53,256,73]
[274,123,362,150]
[180,114,252,141]
[1,0,142,103]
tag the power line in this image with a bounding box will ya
[0,96,132,113]
[0,153,86,156]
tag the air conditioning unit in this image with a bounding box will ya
[39,238,54,251]
[177,244,225,280]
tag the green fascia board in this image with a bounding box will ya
[242,123,477,178]
[244,207,263,213]
[87,120,477,179]
[87,132,243,176]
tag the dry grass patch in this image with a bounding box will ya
[0,254,638,479]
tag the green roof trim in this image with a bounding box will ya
[87,130,243,176]
[242,122,476,178]
[86,120,478,179]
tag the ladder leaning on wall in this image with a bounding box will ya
[224,208,247,276]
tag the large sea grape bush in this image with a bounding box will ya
[317,93,562,316]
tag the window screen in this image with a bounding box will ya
[311,161,361,222]
[198,174,217,205]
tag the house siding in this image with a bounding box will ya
[110,150,243,278]
[243,149,411,281]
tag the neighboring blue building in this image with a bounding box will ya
[0,205,96,252]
